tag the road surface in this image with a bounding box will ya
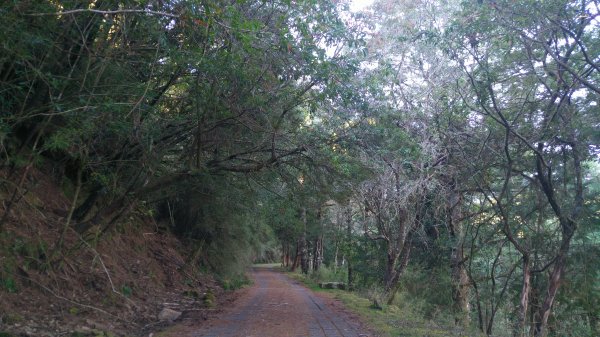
[181,267,372,337]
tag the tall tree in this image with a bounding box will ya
[444,0,600,335]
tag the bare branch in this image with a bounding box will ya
[27,9,179,18]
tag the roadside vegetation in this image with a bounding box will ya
[289,267,482,337]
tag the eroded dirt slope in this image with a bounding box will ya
[0,168,224,336]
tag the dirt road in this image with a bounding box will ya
[179,267,371,337]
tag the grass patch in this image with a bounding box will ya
[286,270,322,291]
[287,270,481,337]
[220,273,252,291]
[252,263,282,269]
[331,291,466,337]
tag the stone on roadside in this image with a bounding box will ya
[158,308,182,322]
[318,282,346,289]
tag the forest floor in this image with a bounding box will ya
[155,266,374,337]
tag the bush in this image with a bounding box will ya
[121,284,132,297]
[396,265,454,320]
[220,274,251,291]
[0,276,17,293]
[310,265,347,283]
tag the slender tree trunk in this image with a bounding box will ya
[281,243,287,267]
[515,255,532,337]
[533,246,570,337]
[532,141,580,337]
[345,205,354,289]
[313,208,324,271]
[313,236,323,271]
[300,235,308,274]
[291,241,300,272]
[466,227,484,333]
[448,186,470,328]
[56,167,83,253]
[529,271,540,337]
[333,240,339,271]
[333,207,342,271]
[484,251,519,336]
[319,239,323,268]
[386,242,412,304]
[451,242,469,327]
[300,207,309,274]
[472,276,484,333]
[384,250,399,293]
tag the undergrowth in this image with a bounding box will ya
[219,273,252,291]
[288,270,484,337]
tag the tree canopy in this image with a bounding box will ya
[1,0,598,336]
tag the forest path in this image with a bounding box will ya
[170,266,372,337]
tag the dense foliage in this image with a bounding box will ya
[1,0,360,269]
[1,0,598,336]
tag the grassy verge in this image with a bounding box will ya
[287,271,480,337]
[252,263,282,269]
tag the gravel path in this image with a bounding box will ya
[188,267,372,337]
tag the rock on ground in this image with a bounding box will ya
[158,308,182,322]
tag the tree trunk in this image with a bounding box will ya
[300,207,309,274]
[313,208,324,271]
[291,241,300,272]
[313,236,323,271]
[472,276,484,333]
[386,242,412,305]
[300,235,309,274]
[282,243,291,268]
[533,246,569,337]
[515,255,532,337]
[532,142,580,337]
[384,250,399,293]
[451,244,470,328]
[333,240,339,271]
[333,206,342,271]
[345,205,354,289]
[448,186,469,328]
[529,272,540,337]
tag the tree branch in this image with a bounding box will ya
[27,9,180,18]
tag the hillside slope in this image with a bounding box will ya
[0,168,227,337]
